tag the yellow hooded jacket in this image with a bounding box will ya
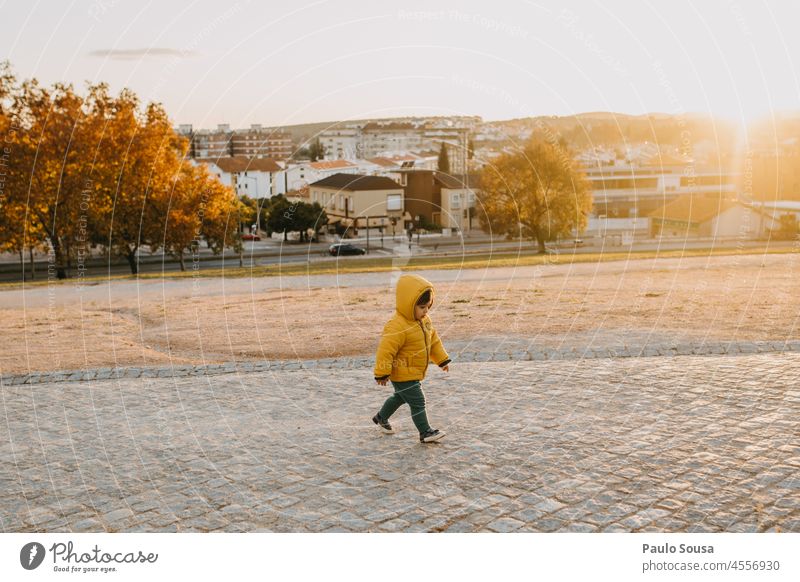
[373,274,451,382]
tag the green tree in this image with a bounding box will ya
[771,213,799,241]
[265,195,327,242]
[294,200,328,242]
[478,138,591,253]
[308,138,324,162]
[437,142,450,173]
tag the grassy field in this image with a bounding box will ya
[2,249,798,375]
[2,244,797,289]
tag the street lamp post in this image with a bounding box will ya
[242,176,261,233]
[364,215,388,255]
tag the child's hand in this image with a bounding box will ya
[376,377,389,386]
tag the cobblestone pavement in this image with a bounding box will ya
[2,337,799,386]
[1,353,798,533]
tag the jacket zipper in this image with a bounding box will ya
[418,320,429,376]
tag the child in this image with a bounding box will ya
[372,274,451,443]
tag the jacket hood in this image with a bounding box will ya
[395,274,434,320]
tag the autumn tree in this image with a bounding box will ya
[156,162,242,270]
[478,138,591,253]
[87,89,180,274]
[156,163,201,271]
[1,63,252,278]
[0,63,25,271]
[9,79,97,278]
[0,63,52,278]
[200,178,244,260]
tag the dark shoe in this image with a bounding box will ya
[420,428,446,443]
[372,414,395,434]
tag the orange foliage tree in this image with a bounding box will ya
[478,138,591,253]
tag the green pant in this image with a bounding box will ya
[378,380,431,434]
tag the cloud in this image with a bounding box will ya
[87,48,199,61]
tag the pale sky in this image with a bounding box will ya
[1,0,798,128]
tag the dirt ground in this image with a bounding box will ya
[1,252,798,376]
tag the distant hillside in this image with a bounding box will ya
[260,111,799,154]
[493,112,738,150]
[266,115,482,146]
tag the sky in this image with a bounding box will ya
[1,0,799,129]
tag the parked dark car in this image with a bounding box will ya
[329,243,366,256]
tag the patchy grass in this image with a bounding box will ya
[1,245,797,289]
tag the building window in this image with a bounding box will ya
[451,192,461,209]
[387,194,402,211]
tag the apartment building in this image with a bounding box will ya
[317,121,471,173]
[231,124,293,159]
[319,127,361,159]
[179,124,293,161]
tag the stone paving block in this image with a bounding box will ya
[535,498,566,514]
[377,518,410,532]
[72,518,104,532]
[2,354,799,533]
[443,520,474,532]
[565,522,600,532]
[102,508,134,523]
[486,517,525,532]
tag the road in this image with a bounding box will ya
[1,234,793,282]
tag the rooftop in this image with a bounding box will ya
[309,173,402,191]
[648,195,739,223]
[199,156,283,173]
[308,159,358,170]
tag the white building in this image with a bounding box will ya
[584,160,738,219]
[319,127,362,159]
[649,195,778,239]
[197,156,284,199]
[318,121,472,173]
[281,159,361,193]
